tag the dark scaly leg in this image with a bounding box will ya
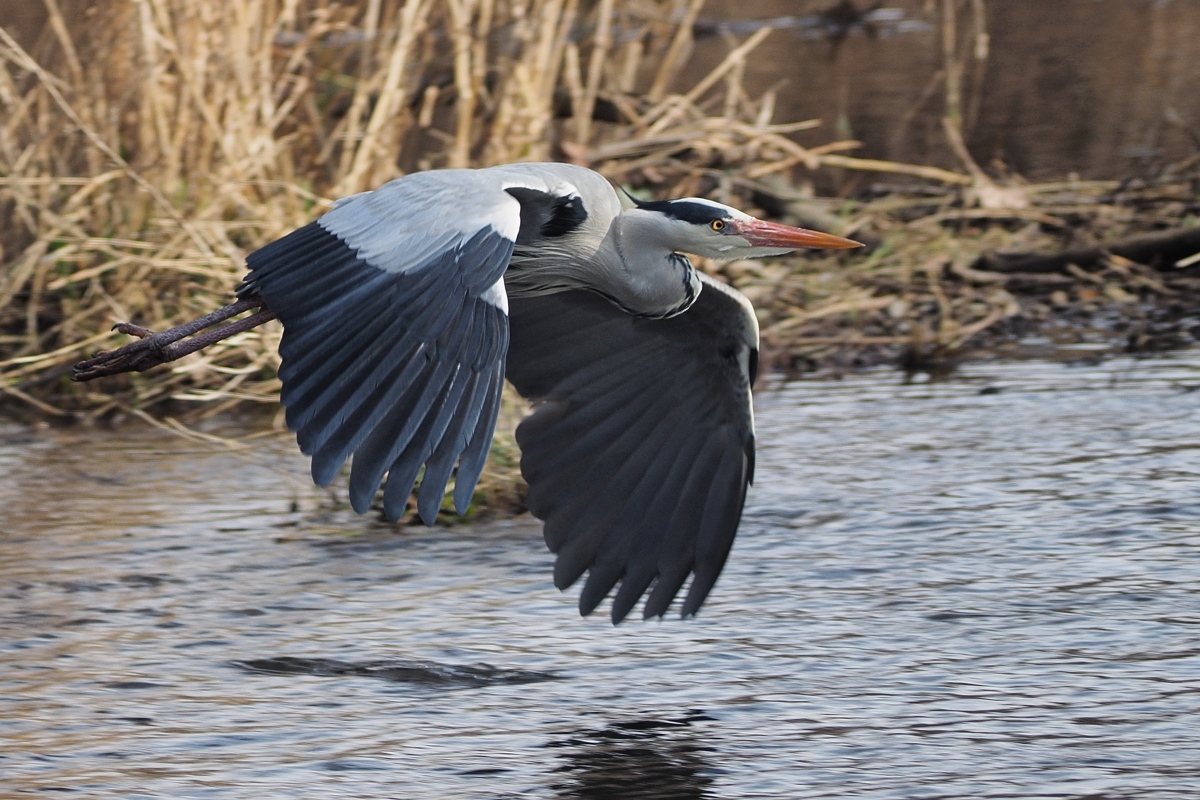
[72,296,277,381]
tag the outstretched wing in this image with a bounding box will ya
[240,170,527,523]
[506,276,758,623]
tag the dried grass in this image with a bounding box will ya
[2,0,1199,515]
[0,0,870,516]
[1,0,866,417]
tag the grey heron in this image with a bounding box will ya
[76,162,861,623]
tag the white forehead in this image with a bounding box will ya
[677,197,754,221]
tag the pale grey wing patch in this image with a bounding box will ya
[506,287,756,623]
[319,170,521,268]
[314,163,609,272]
[241,220,513,524]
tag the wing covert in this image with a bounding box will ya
[506,276,757,622]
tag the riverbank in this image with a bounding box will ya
[6,158,1199,421]
[6,162,1199,521]
[738,163,1200,379]
[4,0,1199,415]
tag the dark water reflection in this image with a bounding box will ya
[548,714,716,800]
[3,351,1200,798]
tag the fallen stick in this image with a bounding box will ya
[974,227,1200,275]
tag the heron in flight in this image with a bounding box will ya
[76,162,861,623]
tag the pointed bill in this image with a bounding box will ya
[731,219,863,250]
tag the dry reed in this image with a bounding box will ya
[1,0,874,419]
[2,0,1199,510]
[0,0,874,516]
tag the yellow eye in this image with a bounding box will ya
[710,219,726,232]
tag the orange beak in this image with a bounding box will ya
[730,219,863,250]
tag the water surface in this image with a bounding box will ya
[3,352,1199,798]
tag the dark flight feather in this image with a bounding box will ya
[243,223,512,523]
[507,283,756,622]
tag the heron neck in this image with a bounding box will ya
[503,212,701,318]
[590,212,701,318]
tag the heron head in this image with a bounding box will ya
[628,196,862,261]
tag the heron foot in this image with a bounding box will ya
[72,297,276,382]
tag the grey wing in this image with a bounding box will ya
[506,278,757,623]
[240,172,524,524]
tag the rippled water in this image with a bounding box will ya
[3,352,1200,798]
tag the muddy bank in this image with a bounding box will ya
[727,162,1200,378]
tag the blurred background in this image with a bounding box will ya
[696,0,1200,183]
[2,0,1199,428]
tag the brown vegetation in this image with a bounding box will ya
[2,0,1199,437]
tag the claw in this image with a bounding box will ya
[112,322,155,339]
